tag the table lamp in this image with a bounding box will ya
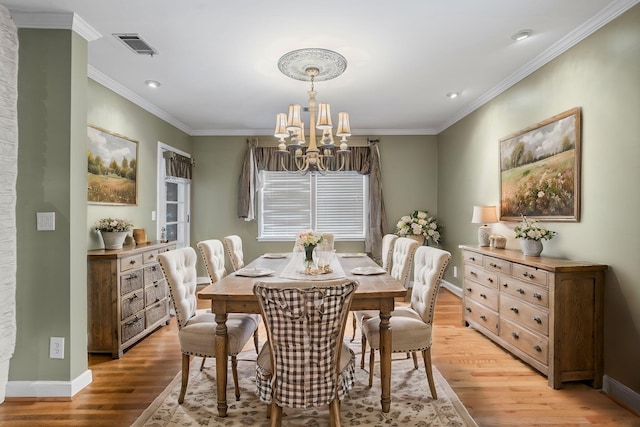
[471,205,498,247]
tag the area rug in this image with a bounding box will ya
[132,342,477,427]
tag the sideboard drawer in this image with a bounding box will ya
[121,290,144,320]
[120,254,143,272]
[500,276,549,308]
[500,293,549,336]
[464,265,498,289]
[500,317,548,365]
[464,297,499,336]
[512,264,548,287]
[463,251,483,266]
[120,271,143,295]
[464,279,499,311]
[142,249,160,265]
[484,256,512,274]
[145,281,167,306]
[143,264,164,286]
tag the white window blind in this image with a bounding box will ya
[258,171,367,241]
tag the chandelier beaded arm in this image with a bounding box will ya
[274,48,351,174]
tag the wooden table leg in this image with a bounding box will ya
[214,312,228,417]
[379,310,392,413]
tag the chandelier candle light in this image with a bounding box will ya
[274,48,351,173]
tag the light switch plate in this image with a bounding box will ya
[37,212,55,231]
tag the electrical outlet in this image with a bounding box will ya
[453,266,458,278]
[50,337,64,359]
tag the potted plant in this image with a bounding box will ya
[95,217,133,250]
[513,216,556,256]
[394,210,442,245]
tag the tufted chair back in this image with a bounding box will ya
[157,247,198,330]
[197,239,227,283]
[380,234,398,272]
[410,246,451,324]
[223,235,245,271]
[390,237,421,287]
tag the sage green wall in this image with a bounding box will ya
[437,5,640,394]
[190,135,438,276]
[14,29,88,381]
[86,80,192,248]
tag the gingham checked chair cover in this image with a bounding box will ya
[254,279,357,408]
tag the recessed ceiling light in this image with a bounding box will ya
[446,92,459,99]
[512,29,533,41]
[145,80,161,88]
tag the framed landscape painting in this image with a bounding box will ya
[499,107,581,221]
[87,125,138,205]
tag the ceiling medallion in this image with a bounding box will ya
[277,48,347,82]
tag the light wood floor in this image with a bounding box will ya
[0,289,638,426]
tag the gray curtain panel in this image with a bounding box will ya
[163,151,193,179]
[237,140,387,260]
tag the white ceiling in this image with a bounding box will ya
[2,0,638,136]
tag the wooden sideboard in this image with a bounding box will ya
[459,245,606,389]
[87,241,176,358]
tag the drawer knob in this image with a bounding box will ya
[470,271,477,276]
[533,345,542,352]
[502,283,508,288]
[523,272,534,279]
[489,263,501,269]
[151,265,157,271]
[510,306,519,313]
[465,307,472,312]
[511,332,519,339]
[480,293,487,299]
[129,259,137,265]
[470,256,476,261]
[129,294,139,302]
[517,288,524,294]
[533,293,542,300]
[127,273,138,280]
[533,316,542,324]
[480,315,487,321]
[466,287,472,292]
[487,278,494,283]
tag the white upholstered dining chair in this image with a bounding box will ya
[157,247,259,403]
[353,236,420,366]
[361,246,451,398]
[197,239,260,354]
[253,279,358,426]
[223,234,245,271]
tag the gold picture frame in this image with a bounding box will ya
[499,107,581,221]
[87,125,138,205]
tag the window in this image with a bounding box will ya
[258,171,367,241]
[157,143,191,248]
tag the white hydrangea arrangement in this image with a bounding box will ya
[513,216,556,241]
[95,218,133,232]
[395,210,442,244]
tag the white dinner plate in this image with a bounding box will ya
[263,253,288,259]
[350,266,386,275]
[340,253,368,258]
[235,268,275,277]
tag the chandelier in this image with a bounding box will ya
[274,48,351,173]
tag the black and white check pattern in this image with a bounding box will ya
[254,279,357,408]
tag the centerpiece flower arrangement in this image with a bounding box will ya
[95,218,133,249]
[513,216,556,256]
[394,210,442,245]
[295,229,324,270]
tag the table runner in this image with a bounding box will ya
[279,251,346,281]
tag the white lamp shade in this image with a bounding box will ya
[286,104,302,131]
[274,113,289,138]
[336,112,351,137]
[471,205,498,224]
[316,103,333,130]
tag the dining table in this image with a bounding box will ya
[197,251,407,418]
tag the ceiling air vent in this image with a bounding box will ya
[113,34,158,56]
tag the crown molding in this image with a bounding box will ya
[88,65,193,135]
[436,0,640,133]
[191,127,438,137]
[8,11,101,41]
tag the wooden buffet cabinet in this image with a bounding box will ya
[87,241,176,358]
[459,245,606,389]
